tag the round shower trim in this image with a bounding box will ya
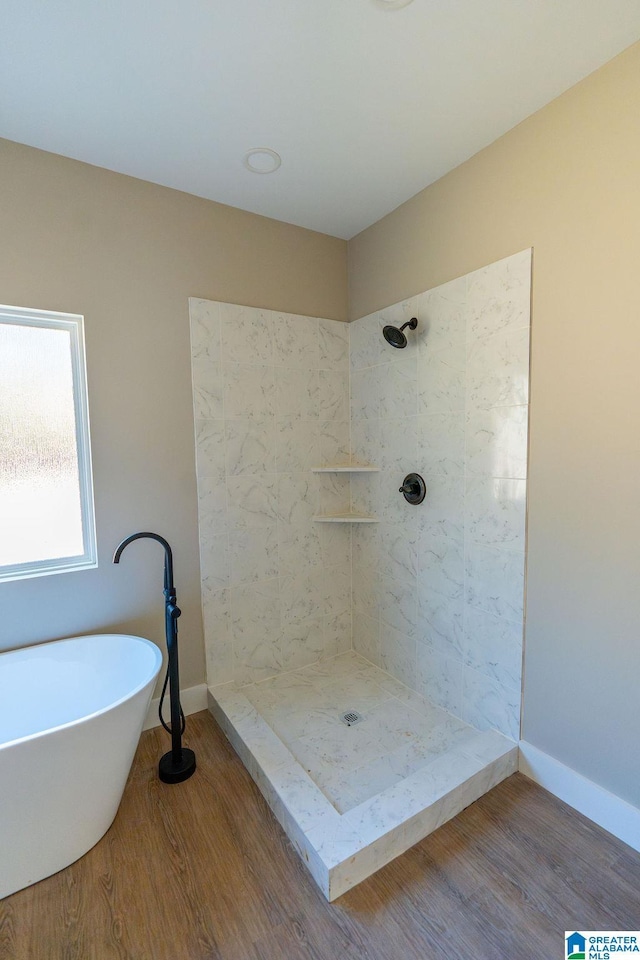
[398,472,426,505]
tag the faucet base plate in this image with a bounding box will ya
[159,747,197,784]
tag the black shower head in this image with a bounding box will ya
[383,324,407,348]
[382,317,418,349]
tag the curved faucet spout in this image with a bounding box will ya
[113,531,174,597]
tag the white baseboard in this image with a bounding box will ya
[519,740,640,853]
[143,683,209,731]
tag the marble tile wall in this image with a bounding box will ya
[189,300,352,686]
[350,249,531,740]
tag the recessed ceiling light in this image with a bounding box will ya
[243,148,282,174]
[373,0,415,8]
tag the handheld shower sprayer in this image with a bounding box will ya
[113,531,196,784]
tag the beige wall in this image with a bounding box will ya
[0,137,348,690]
[348,42,640,806]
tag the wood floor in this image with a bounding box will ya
[2,712,639,960]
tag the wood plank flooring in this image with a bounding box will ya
[1,711,639,960]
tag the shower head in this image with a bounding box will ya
[382,317,418,349]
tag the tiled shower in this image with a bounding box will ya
[190,302,353,685]
[350,248,530,741]
[189,249,531,898]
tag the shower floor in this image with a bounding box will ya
[208,651,517,900]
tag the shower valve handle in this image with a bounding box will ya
[398,472,426,505]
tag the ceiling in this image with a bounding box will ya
[1,1,640,240]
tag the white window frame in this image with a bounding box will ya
[0,304,97,582]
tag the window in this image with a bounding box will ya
[0,304,97,582]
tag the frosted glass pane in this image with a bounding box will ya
[0,322,84,566]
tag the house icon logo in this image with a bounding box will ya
[567,932,586,959]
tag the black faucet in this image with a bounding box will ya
[113,532,196,784]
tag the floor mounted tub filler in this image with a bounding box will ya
[0,633,162,899]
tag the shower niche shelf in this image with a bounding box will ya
[311,463,379,473]
[312,512,379,523]
[311,461,379,522]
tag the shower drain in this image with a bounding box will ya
[340,710,364,727]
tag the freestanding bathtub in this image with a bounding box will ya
[0,633,162,899]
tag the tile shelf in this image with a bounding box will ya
[312,462,379,522]
[311,463,379,473]
[312,513,379,523]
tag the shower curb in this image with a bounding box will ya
[208,681,517,900]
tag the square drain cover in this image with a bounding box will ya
[340,710,364,727]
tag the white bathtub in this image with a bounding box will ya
[0,633,162,899]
